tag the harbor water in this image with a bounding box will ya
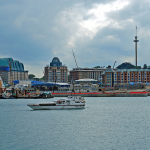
[0,97,150,150]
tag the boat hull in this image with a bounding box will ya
[27,104,85,110]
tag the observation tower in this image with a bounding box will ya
[133,26,139,67]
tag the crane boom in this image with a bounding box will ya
[72,50,78,68]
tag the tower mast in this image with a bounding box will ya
[133,26,139,67]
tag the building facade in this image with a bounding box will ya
[69,68,105,82]
[0,58,28,85]
[44,57,68,83]
[113,68,150,89]
[102,66,114,87]
[114,69,150,84]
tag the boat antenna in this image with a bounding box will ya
[72,50,78,68]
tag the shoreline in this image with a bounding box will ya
[51,91,149,97]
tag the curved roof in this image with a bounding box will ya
[7,58,17,71]
[50,57,62,67]
[0,58,9,67]
[14,60,21,71]
[0,58,24,71]
[19,63,24,71]
[117,62,135,69]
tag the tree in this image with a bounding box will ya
[143,64,147,69]
[40,76,45,81]
[94,66,100,68]
[28,74,36,79]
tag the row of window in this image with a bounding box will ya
[115,85,142,87]
[115,73,149,76]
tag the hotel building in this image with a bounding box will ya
[0,58,28,85]
[44,57,68,83]
[113,68,150,89]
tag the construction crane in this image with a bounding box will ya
[72,50,78,68]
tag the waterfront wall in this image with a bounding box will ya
[51,92,148,97]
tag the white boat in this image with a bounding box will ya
[27,96,86,110]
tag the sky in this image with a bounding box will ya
[0,0,150,78]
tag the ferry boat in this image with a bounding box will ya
[27,96,86,110]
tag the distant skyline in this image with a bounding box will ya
[0,0,150,77]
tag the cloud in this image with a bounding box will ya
[0,0,150,77]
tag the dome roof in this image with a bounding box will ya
[117,62,135,69]
[50,57,62,67]
[0,58,9,67]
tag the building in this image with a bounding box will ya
[69,67,105,82]
[114,68,150,83]
[102,66,114,87]
[113,66,150,89]
[44,57,68,83]
[0,58,28,85]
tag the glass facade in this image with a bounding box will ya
[50,57,62,67]
[0,58,28,85]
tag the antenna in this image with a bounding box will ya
[136,25,137,36]
[72,50,78,68]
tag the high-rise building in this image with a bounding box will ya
[44,57,68,83]
[0,58,28,85]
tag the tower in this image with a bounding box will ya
[133,26,139,67]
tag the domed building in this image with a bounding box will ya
[50,57,62,67]
[44,57,68,83]
[0,58,28,85]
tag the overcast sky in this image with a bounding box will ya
[0,0,150,77]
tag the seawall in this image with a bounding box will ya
[51,92,148,97]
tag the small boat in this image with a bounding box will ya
[27,96,86,110]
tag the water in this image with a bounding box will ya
[0,97,150,150]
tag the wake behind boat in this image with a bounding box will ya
[27,96,86,110]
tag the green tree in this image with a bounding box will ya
[94,66,100,68]
[40,76,45,81]
[28,74,36,79]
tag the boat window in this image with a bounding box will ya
[39,103,56,106]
